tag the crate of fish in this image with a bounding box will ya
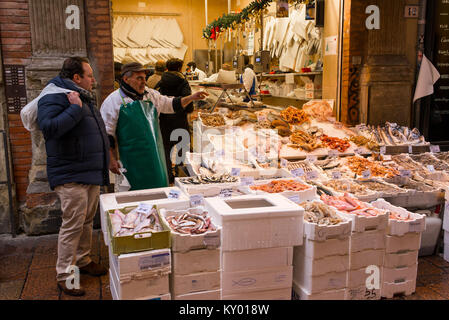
[343,155,400,180]
[320,193,388,233]
[354,179,409,199]
[175,174,241,198]
[312,158,358,181]
[355,123,428,148]
[198,112,229,134]
[315,179,381,202]
[370,199,426,236]
[107,204,171,255]
[298,200,352,241]
[239,178,317,202]
[159,205,221,253]
[282,159,326,180]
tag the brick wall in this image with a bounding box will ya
[0,0,32,202]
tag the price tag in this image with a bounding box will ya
[306,170,319,180]
[332,171,342,180]
[427,165,435,173]
[380,146,386,155]
[136,203,152,214]
[168,189,181,200]
[280,159,288,168]
[291,168,305,177]
[190,194,204,207]
[219,188,233,198]
[362,170,371,179]
[408,145,413,154]
[288,195,301,203]
[240,177,255,186]
[354,148,365,155]
[400,170,412,178]
[306,155,317,163]
[231,168,241,176]
[430,145,440,153]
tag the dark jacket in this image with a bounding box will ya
[37,76,110,190]
[156,71,194,134]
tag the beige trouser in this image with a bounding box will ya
[54,183,100,281]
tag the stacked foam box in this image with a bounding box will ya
[108,246,172,300]
[292,200,352,300]
[443,192,449,263]
[343,203,389,300]
[159,206,222,300]
[371,199,426,299]
[205,194,304,300]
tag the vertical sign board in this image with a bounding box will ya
[4,65,27,114]
[276,0,289,18]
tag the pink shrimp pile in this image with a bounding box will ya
[320,193,383,217]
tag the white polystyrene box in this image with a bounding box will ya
[292,280,346,300]
[386,232,422,254]
[345,285,381,300]
[205,194,304,251]
[172,249,221,275]
[222,266,293,295]
[381,279,416,299]
[349,249,385,270]
[222,247,293,272]
[175,177,242,198]
[109,261,170,300]
[382,264,418,284]
[336,206,388,233]
[108,245,171,278]
[299,237,350,260]
[347,267,382,288]
[294,269,347,294]
[159,206,222,252]
[170,270,221,296]
[370,199,426,236]
[419,216,442,256]
[222,287,292,300]
[174,289,221,300]
[109,271,172,300]
[350,229,386,253]
[99,187,190,245]
[293,252,349,278]
[384,251,418,268]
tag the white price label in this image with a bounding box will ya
[430,145,440,153]
[306,171,318,180]
[190,194,204,207]
[219,188,233,198]
[362,170,371,179]
[408,145,413,154]
[280,159,288,168]
[231,168,241,176]
[136,203,152,214]
[400,170,412,178]
[380,146,386,155]
[240,177,255,186]
[328,150,339,157]
[307,155,317,163]
[288,195,301,203]
[427,165,435,173]
[332,171,342,180]
[168,189,181,199]
[291,168,305,177]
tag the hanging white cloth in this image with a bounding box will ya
[413,54,441,103]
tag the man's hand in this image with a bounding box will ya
[191,91,209,100]
[109,158,121,175]
[67,92,83,108]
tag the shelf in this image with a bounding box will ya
[260,72,322,78]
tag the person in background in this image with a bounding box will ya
[114,62,123,90]
[240,57,258,102]
[156,58,194,184]
[37,57,110,297]
[186,61,207,81]
[146,60,166,89]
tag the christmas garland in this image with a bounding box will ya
[203,0,311,40]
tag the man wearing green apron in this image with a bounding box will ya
[100,62,208,190]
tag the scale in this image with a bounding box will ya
[198,82,256,112]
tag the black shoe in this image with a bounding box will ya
[57,281,85,296]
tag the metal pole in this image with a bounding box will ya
[1,131,16,237]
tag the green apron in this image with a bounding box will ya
[116,96,169,190]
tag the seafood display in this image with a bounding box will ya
[387,210,414,221]
[286,160,317,174]
[180,173,238,185]
[110,206,163,237]
[410,153,449,171]
[200,113,226,127]
[384,178,436,192]
[321,180,372,196]
[227,110,258,126]
[289,129,322,151]
[280,106,310,125]
[250,179,311,193]
[301,100,334,122]
[359,123,427,146]
[355,180,402,194]
[345,156,399,178]
[350,135,380,152]
[434,152,449,163]
[320,193,384,217]
[314,158,356,179]
[165,208,216,234]
[300,201,344,225]
[320,135,351,152]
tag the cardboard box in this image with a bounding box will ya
[205,194,304,251]
[381,279,416,299]
[382,264,418,284]
[222,287,292,300]
[293,253,349,278]
[170,270,221,296]
[345,285,381,301]
[222,247,293,272]
[350,229,386,253]
[222,266,293,295]
[174,289,221,300]
[172,249,221,275]
[349,249,384,270]
[384,251,418,268]
[386,232,422,254]
[299,237,350,260]
[292,280,345,300]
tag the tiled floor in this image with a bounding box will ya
[1,229,448,300]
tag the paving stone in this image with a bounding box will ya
[402,286,445,300]
[0,253,33,282]
[21,268,60,300]
[417,274,447,286]
[428,274,449,299]
[34,235,59,254]
[424,255,449,268]
[30,252,58,270]
[0,280,25,300]
[417,259,445,277]
[100,274,112,300]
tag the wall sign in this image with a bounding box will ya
[404,6,419,18]
[4,65,27,114]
